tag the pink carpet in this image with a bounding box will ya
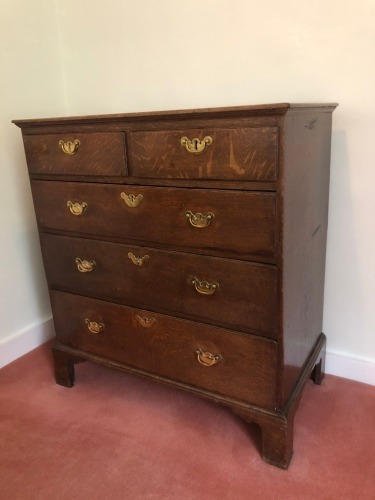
[1,341,375,499]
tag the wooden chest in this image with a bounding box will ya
[13,103,337,468]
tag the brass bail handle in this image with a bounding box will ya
[180,136,212,154]
[67,201,88,216]
[121,193,143,208]
[59,139,80,155]
[192,277,219,296]
[85,318,105,334]
[196,348,221,367]
[186,210,214,229]
[75,258,96,273]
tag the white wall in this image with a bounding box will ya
[56,0,375,368]
[0,0,66,359]
[2,0,375,381]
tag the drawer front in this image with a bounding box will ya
[41,234,277,337]
[51,291,277,409]
[23,133,126,177]
[32,181,276,259]
[128,127,278,181]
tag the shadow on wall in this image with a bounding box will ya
[8,125,52,321]
[323,128,364,356]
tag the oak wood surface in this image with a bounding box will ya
[50,290,278,409]
[41,233,277,337]
[13,102,337,128]
[129,126,277,181]
[31,181,277,260]
[14,103,337,469]
[23,132,127,177]
[279,110,333,403]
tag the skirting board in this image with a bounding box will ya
[326,350,375,386]
[0,318,55,369]
[1,323,374,387]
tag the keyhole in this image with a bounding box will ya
[193,138,199,151]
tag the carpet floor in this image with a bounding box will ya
[1,341,375,500]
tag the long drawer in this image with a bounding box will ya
[23,132,127,177]
[51,291,278,409]
[128,127,278,181]
[41,234,277,338]
[31,181,277,259]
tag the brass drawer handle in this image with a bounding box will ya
[75,258,96,273]
[186,210,214,228]
[180,136,212,154]
[128,252,149,267]
[67,201,87,216]
[192,277,219,295]
[59,139,80,155]
[121,192,143,208]
[85,318,104,334]
[135,314,156,328]
[196,348,221,367]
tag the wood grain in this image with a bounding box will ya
[31,181,277,260]
[50,290,278,410]
[129,127,278,181]
[23,132,126,177]
[41,234,277,337]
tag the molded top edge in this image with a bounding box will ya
[12,102,338,128]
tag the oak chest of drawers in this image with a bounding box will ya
[14,103,337,468]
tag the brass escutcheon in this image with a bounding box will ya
[85,318,104,334]
[195,348,221,367]
[180,136,212,154]
[67,201,87,216]
[75,258,96,273]
[121,193,143,208]
[192,277,219,296]
[135,314,156,329]
[59,139,80,155]
[185,210,215,228]
[128,252,149,267]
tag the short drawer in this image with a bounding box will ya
[51,291,278,409]
[128,127,278,181]
[41,234,277,338]
[31,181,276,259]
[23,133,127,177]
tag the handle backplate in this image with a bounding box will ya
[67,201,87,216]
[85,318,104,334]
[196,348,221,367]
[186,210,214,228]
[121,193,143,208]
[180,136,212,154]
[59,139,80,155]
[192,277,219,295]
[128,252,149,267]
[75,258,96,273]
[135,314,156,328]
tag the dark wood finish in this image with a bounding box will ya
[31,181,277,260]
[14,103,337,469]
[50,290,278,409]
[129,127,277,181]
[52,347,75,387]
[280,110,333,402]
[40,234,277,337]
[12,102,337,128]
[23,132,127,177]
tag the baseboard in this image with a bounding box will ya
[0,318,55,369]
[326,350,375,386]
